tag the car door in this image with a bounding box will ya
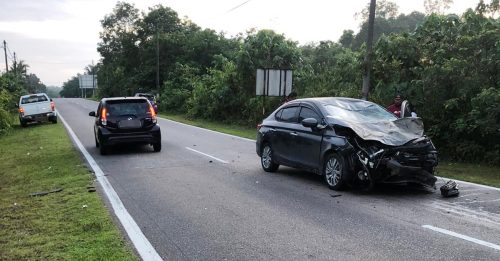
[292,106,324,170]
[272,106,300,165]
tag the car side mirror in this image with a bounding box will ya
[89,111,96,117]
[301,118,318,128]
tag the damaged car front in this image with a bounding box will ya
[321,98,438,188]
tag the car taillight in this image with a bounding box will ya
[19,107,25,116]
[50,101,55,111]
[101,107,107,126]
[149,105,157,123]
[257,123,262,130]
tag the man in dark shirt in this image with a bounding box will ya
[387,94,402,117]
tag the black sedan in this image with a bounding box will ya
[89,97,161,155]
[256,97,438,190]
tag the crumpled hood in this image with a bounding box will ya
[327,116,424,146]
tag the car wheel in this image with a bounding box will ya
[261,143,279,172]
[20,119,27,127]
[153,142,161,152]
[94,134,99,148]
[323,153,347,191]
[99,143,107,155]
[51,117,57,124]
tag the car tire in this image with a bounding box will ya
[20,119,27,127]
[153,142,161,152]
[323,153,347,191]
[261,143,279,172]
[94,134,99,148]
[51,116,57,124]
[99,143,107,155]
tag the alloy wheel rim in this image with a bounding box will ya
[325,157,341,186]
[262,146,272,168]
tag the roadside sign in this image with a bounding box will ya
[79,75,97,89]
[256,69,292,97]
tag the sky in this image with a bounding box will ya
[0,0,479,87]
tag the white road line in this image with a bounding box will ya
[160,118,256,142]
[423,225,500,251]
[185,147,229,164]
[57,110,163,261]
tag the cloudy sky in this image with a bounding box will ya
[0,0,478,87]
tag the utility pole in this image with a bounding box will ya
[156,28,160,96]
[92,60,95,97]
[361,0,376,100]
[13,52,17,73]
[3,40,8,73]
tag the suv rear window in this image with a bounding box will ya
[106,100,150,116]
[21,95,48,104]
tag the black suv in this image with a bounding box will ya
[89,97,161,155]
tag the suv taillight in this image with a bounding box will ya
[149,105,157,123]
[19,107,25,116]
[257,123,262,130]
[50,101,55,111]
[101,107,107,126]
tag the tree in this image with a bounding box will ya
[424,0,454,14]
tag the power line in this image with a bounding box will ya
[225,0,252,14]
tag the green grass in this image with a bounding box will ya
[158,111,499,188]
[0,122,137,260]
[158,112,257,140]
[437,161,500,188]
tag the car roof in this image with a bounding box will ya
[20,93,48,98]
[101,97,149,102]
[287,97,377,110]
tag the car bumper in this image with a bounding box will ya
[380,159,437,187]
[99,125,161,146]
[21,112,57,122]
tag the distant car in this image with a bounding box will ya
[256,97,438,190]
[18,93,57,127]
[89,97,161,155]
[134,93,158,113]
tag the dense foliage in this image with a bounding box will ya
[87,0,499,164]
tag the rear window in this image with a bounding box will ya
[106,100,150,116]
[21,95,48,104]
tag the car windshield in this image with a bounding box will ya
[106,100,150,116]
[324,103,397,123]
[21,95,48,104]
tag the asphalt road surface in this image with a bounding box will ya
[55,98,500,260]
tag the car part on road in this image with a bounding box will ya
[29,188,63,197]
[440,180,460,197]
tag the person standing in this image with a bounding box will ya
[387,94,402,117]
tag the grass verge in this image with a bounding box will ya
[159,112,256,140]
[0,122,137,260]
[159,111,499,188]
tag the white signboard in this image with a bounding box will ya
[256,69,292,96]
[79,75,98,89]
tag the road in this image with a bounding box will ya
[55,98,500,260]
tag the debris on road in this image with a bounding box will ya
[29,188,63,197]
[440,180,459,197]
[330,194,342,198]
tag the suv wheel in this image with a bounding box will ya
[261,144,279,172]
[323,153,347,191]
[153,142,161,152]
[20,118,27,127]
[51,116,57,124]
[99,143,107,155]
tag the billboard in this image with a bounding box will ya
[79,75,98,89]
[256,69,292,97]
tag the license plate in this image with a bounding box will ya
[118,119,141,129]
